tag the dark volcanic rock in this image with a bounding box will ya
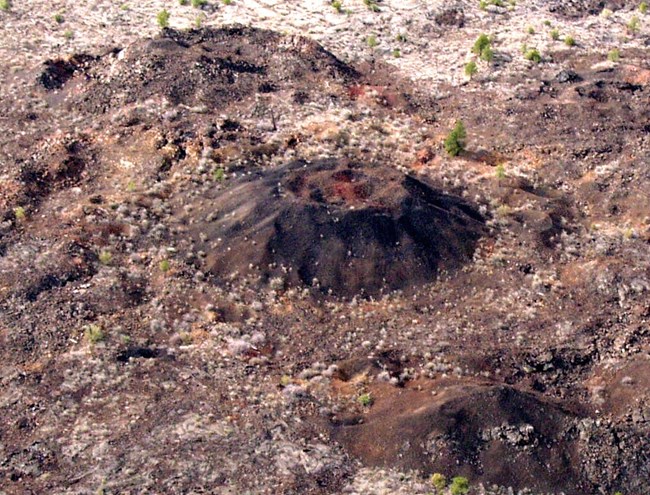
[182,159,487,297]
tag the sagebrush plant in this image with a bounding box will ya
[564,35,575,46]
[331,0,342,12]
[99,251,112,265]
[54,13,64,23]
[366,34,378,48]
[444,120,466,157]
[157,9,170,28]
[14,206,26,221]
[608,48,620,61]
[85,324,105,344]
[64,29,74,39]
[213,168,225,181]
[525,48,541,62]
[159,259,171,272]
[527,26,535,34]
[472,33,494,63]
[641,1,648,14]
[464,60,478,78]
[357,393,373,406]
[431,473,447,492]
[628,15,640,33]
[392,48,401,58]
[0,0,10,11]
[364,0,380,12]
[450,476,470,495]
[550,28,560,40]
[192,0,207,7]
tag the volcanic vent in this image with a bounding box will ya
[179,159,486,297]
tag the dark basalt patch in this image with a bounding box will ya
[180,159,487,298]
[331,375,588,494]
[41,26,359,114]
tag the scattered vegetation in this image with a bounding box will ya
[54,13,64,24]
[99,251,113,265]
[179,0,189,5]
[157,9,170,28]
[392,48,401,58]
[0,0,10,11]
[524,47,542,62]
[450,476,470,495]
[550,28,560,40]
[396,33,407,42]
[331,0,343,13]
[364,0,380,12]
[14,206,26,221]
[628,15,640,33]
[444,120,466,157]
[431,473,447,492]
[357,393,373,407]
[160,259,171,272]
[464,60,478,78]
[64,29,74,40]
[192,0,208,7]
[366,34,378,48]
[495,163,506,179]
[543,19,552,26]
[472,33,491,56]
[84,324,105,345]
[222,0,232,4]
[527,26,535,34]
[608,48,621,62]
[641,1,648,14]
[564,35,575,46]
[213,168,226,181]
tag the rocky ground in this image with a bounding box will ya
[1,1,650,494]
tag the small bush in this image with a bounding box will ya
[64,29,74,39]
[472,33,490,55]
[331,0,342,12]
[608,48,620,61]
[527,26,535,34]
[0,0,10,11]
[213,168,225,181]
[550,28,560,40]
[543,19,552,26]
[358,393,373,406]
[396,33,407,42]
[464,60,478,77]
[641,1,648,14]
[495,163,506,179]
[54,13,64,23]
[99,251,112,265]
[160,259,171,272]
[364,0,380,12]
[444,120,466,157]
[85,324,105,344]
[450,476,470,495]
[479,0,487,10]
[524,48,541,63]
[222,0,232,4]
[14,206,26,221]
[564,35,575,46]
[366,34,378,48]
[431,473,447,492]
[157,9,170,28]
[392,48,401,58]
[480,45,494,62]
[628,15,640,33]
[179,0,189,5]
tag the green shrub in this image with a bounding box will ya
[543,19,551,26]
[464,60,478,77]
[192,0,207,7]
[222,0,232,3]
[366,34,378,48]
[160,259,171,272]
[54,13,64,23]
[628,15,640,32]
[14,206,26,221]
[495,163,506,179]
[450,476,470,495]
[527,26,535,34]
[608,48,620,61]
[179,0,189,5]
[564,35,575,46]
[358,393,373,406]
[480,45,494,62]
[213,168,225,181]
[524,48,541,62]
[0,0,10,11]
[641,1,648,14]
[364,0,380,12]
[479,0,487,10]
[99,251,112,265]
[392,48,401,58]
[396,33,407,42]
[157,9,170,27]
[64,29,74,39]
[431,473,447,492]
[85,324,105,344]
[444,120,466,157]
[550,28,560,40]
[472,33,490,55]
[331,0,342,12]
